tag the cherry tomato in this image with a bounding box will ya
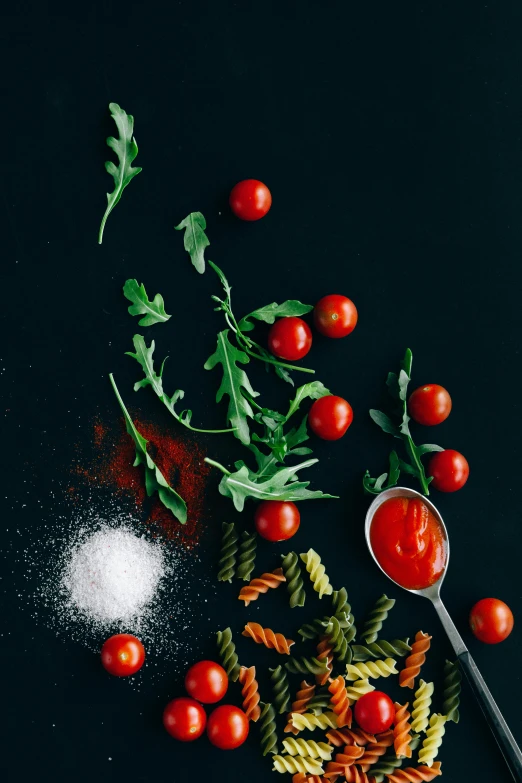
[254,501,300,542]
[308,395,353,440]
[207,705,249,749]
[268,317,312,361]
[163,697,207,741]
[100,633,145,677]
[428,449,469,492]
[469,598,514,644]
[229,179,272,221]
[184,661,228,704]
[408,384,452,426]
[354,691,395,734]
[314,294,358,338]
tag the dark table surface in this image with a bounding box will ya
[2,2,522,781]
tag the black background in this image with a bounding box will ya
[2,2,522,781]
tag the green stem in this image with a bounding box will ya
[244,344,315,374]
[98,205,110,245]
[204,457,231,475]
[404,436,430,495]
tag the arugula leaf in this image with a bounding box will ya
[369,409,399,437]
[416,443,445,457]
[205,457,337,512]
[238,300,313,333]
[286,381,330,420]
[123,279,171,326]
[98,103,142,245]
[204,330,259,444]
[126,335,233,434]
[175,212,209,274]
[109,373,187,523]
[363,451,401,495]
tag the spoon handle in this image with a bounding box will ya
[432,596,522,781]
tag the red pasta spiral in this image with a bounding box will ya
[328,675,353,728]
[242,622,295,654]
[324,747,364,778]
[326,764,375,783]
[358,730,394,771]
[399,631,432,689]
[292,775,328,783]
[326,728,376,747]
[238,568,286,606]
[238,665,261,722]
[316,636,334,685]
[285,680,316,734]
[393,702,412,758]
[386,762,442,782]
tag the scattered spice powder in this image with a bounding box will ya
[72,417,211,548]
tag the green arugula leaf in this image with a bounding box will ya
[286,381,330,420]
[109,373,187,523]
[238,300,313,333]
[416,443,444,456]
[126,335,233,434]
[175,212,209,274]
[98,103,142,244]
[363,451,401,495]
[369,409,400,437]
[123,279,171,326]
[388,450,401,485]
[204,330,259,444]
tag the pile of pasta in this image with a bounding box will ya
[216,528,462,782]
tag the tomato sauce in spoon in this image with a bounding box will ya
[370,496,447,590]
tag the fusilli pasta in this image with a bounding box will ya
[291,712,339,732]
[286,656,329,677]
[352,639,411,662]
[282,738,333,761]
[328,675,352,728]
[259,701,278,756]
[238,567,286,605]
[346,658,398,681]
[345,679,375,701]
[216,627,240,681]
[292,776,327,783]
[242,621,295,654]
[331,587,354,625]
[400,632,432,689]
[300,549,333,598]
[324,615,350,663]
[360,594,396,644]
[236,530,257,581]
[385,762,442,782]
[316,636,334,685]
[282,551,306,608]
[393,702,412,759]
[308,686,332,715]
[285,680,316,734]
[270,665,291,714]
[441,659,461,724]
[358,729,394,770]
[369,735,421,782]
[418,714,446,767]
[239,665,261,722]
[217,521,238,582]
[326,728,377,747]
[273,755,324,775]
[323,745,364,778]
[410,680,434,734]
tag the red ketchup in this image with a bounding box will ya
[370,496,447,590]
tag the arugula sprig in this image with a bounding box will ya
[109,373,187,523]
[364,349,443,495]
[126,335,235,434]
[123,279,171,326]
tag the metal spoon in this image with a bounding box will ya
[365,485,522,782]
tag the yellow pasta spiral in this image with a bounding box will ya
[411,679,434,734]
[344,678,375,701]
[282,738,333,760]
[272,755,324,775]
[345,657,398,681]
[418,714,446,767]
[291,711,338,732]
[300,549,333,598]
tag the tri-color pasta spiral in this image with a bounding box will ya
[236,530,257,581]
[259,701,279,756]
[400,631,432,689]
[273,755,324,775]
[282,551,306,608]
[238,665,261,722]
[326,728,377,747]
[285,680,316,734]
[238,568,286,606]
[216,627,240,681]
[217,521,238,582]
[418,714,446,767]
[328,675,352,728]
[282,738,333,761]
[323,615,350,663]
[242,621,295,654]
[360,594,396,644]
[385,762,442,782]
[291,711,339,732]
[270,665,291,714]
[358,729,394,770]
[345,679,375,701]
[286,656,329,677]
[410,680,434,734]
[346,658,398,681]
[369,735,421,782]
[300,549,333,598]
[441,659,461,724]
[316,636,334,685]
[323,745,364,778]
[393,702,413,759]
[352,639,411,662]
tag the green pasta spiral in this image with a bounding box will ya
[285,656,328,676]
[281,551,306,608]
[236,530,257,581]
[360,594,396,644]
[259,702,279,756]
[371,735,421,782]
[323,615,350,663]
[442,659,461,724]
[298,613,351,641]
[307,686,331,715]
[270,665,291,714]
[217,522,238,582]
[216,627,240,681]
[352,638,411,662]
[331,587,354,625]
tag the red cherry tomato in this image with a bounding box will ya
[308,395,353,440]
[229,179,272,221]
[469,598,514,644]
[254,501,300,542]
[163,697,207,742]
[100,633,145,677]
[207,705,249,749]
[268,317,312,361]
[314,294,358,338]
[428,449,469,492]
[184,660,228,704]
[408,384,452,426]
[354,691,395,734]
